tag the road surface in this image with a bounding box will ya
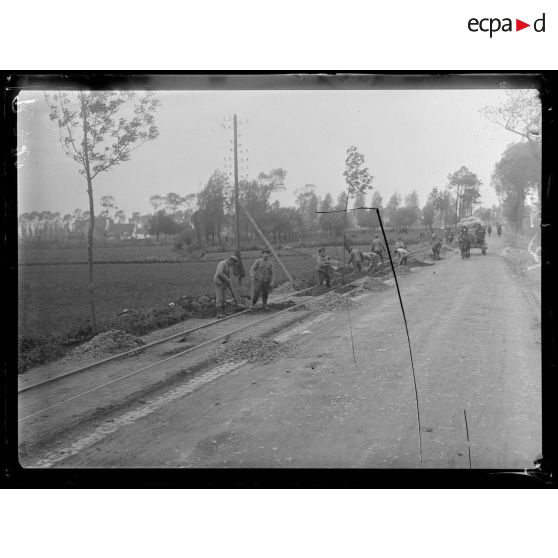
[20,236,541,468]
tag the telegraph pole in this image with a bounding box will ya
[233,114,241,254]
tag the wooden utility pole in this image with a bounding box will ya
[233,114,241,253]
[241,206,294,283]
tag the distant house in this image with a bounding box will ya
[107,223,135,240]
[132,226,150,240]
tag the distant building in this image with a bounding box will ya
[107,223,135,240]
[132,226,150,240]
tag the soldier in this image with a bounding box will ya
[213,255,239,318]
[316,247,333,287]
[395,247,408,266]
[362,251,381,272]
[487,224,492,237]
[348,246,364,273]
[395,236,406,250]
[250,249,275,310]
[371,233,386,263]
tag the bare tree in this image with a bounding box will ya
[481,90,542,141]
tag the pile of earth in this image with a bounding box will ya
[64,329,145,361]
[303,292,362,312]
[217,335,292,364]
[360,277,391,292]
[175,294,216,312]
[273,281,295,294]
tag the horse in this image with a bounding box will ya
[459,238,471,258]
[431,239,442,260]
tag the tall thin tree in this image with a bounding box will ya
[45,90,160,330]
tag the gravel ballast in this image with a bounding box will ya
[63,329,145,362]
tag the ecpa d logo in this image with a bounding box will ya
[468,13,545,37]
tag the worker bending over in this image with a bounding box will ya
[371,234,386,263]
[213,255,239,318]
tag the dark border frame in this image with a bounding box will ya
[2,71,556,488]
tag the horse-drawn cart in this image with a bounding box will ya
[457,217,487,258]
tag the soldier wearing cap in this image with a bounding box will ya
[213,254,238,318]
[250,249,275,310]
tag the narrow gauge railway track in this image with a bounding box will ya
[18,247,430,423]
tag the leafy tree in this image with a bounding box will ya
[385,192,401,223]
[447,166,482,221]
[491,141,540,232]
[318,193,336,237]
[391,206,420,231]
[114,209,127,224]
[295,184,319,232]
[343,146,374,200]
[63,213,73,232]
[267,203,300,243]
[131,211,141,226]
[428,187,453,228]
[481,90,542,207]
[148,211,182,240]
[404,189,420,209]
[371,190,383,211]
[100,195,117,221]
[149,194,164,212]
[164,192,186,215]
[403,189,421,227]
[422,202,435,232]
[195,170,228,245]
[45,90,160,329]
[342,146,373,245]
[236,169,287,241]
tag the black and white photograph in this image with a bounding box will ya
[11,74,547,476]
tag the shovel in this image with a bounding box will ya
[228,283,248,310]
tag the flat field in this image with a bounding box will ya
[18,254,316,338]
[18,231,429,339]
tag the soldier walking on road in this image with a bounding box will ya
[213,255,239,318]
[250,249,275,310]
[371,233,386,263]
[487,224,492,237]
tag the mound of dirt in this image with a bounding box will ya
[361,277,391,292]
[273,281,295,294]
[217,336,292,364]
[303,292,362,312]
[65,329,145,361]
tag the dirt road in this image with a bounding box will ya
[20,236,541,468]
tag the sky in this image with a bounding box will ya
[17,88,535,218]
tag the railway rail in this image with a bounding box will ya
[18,246,431,423]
